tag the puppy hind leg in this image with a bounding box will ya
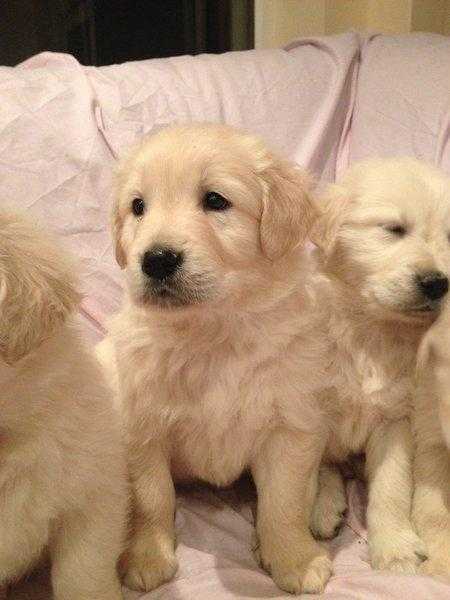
[50,508,125,600]
[310,462,347,540]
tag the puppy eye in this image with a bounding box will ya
[131,198,145,217]
[203,192,231,212]
[383,224,407,237]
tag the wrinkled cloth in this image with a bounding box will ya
[1,32,450,599]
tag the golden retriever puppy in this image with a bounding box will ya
[98,123,333,594]
[0,211,128,600]
[414,297,450,579]
[310,158,450,574]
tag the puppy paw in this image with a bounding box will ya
[310,489,347,540]
[370,529,427,574]
[274,554,333,595]
[122,539,178,592]
[419,552,450,581]
[256,539,332,594]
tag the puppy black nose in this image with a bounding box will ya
[141,247,183,281]
[417,271,449,301]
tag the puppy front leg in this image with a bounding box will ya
[0,514,47,588]
[366,418,426,573]
[251,428,332,594]
[412,441,450,579]
[123,442,177,592]
[51,509,124,600]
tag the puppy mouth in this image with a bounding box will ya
[409,305,435,312]
[140,278,212,309]
[372,294,441,322]
[401,302,440,318]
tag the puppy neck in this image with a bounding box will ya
[324,278,430,349]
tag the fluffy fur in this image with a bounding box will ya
[414,298,450,579]
[0,211,128,600]
[309,158,450,574]
[98,123,333,594]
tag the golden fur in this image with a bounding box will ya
[0,211,128,600]
[414,298,450,579]
[310,158,450,574]
[98,124,333,594]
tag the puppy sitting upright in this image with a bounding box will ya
[98,124,332,594]
[0,212,128,600]
[311,158,450,574]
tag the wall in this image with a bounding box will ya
[254,0,325,48]
[366,0,413,33]
[324,0,369,35]
[411,0,450,34]
[254,0,450,48]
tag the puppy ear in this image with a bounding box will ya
[260,159,317,260]
[310,183,350,255]
[416,332,434,375]
[111,147,137,269]
[111,197,127,268]
[0,236,80,365]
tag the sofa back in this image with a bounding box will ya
[0,32,449,338]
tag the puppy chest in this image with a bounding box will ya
[326,403,380,458]
[171,422,257,486]
[324,374,413,459]
[170,387,274,486]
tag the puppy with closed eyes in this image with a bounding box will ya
[310,158,450,574]
[97,123,333,594]
[0,211,128,600]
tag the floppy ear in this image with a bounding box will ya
[0,245,80,365]
[111,146,138,269]
[416,331,434,376]
[111,196,127,268]
[309,183,351,255]
[260,159,317,260]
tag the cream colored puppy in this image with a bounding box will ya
[414,297,450,579]
[0,211,128,600]
[98,124,333,594]
[311,158,450,573]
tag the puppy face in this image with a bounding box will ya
[0,212,80,364]
[113,124,315,310]
[313,159,450,322]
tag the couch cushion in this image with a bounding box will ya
[89,32,359,182]
[0,53,118,341]
[348,33,450,175]
[0,34,359,339]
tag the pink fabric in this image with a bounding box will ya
[120,480,449,600]
[348,33,450,174]
[1,33,450,599]
[0,52,119,342]
[88,32,359,179]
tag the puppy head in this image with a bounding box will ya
[112,123,316,311]
[0,212,80,364]
[313,158,450,322]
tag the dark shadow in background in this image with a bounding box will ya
[0,0,254,67]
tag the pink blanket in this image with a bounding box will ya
[1,32,450,599]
